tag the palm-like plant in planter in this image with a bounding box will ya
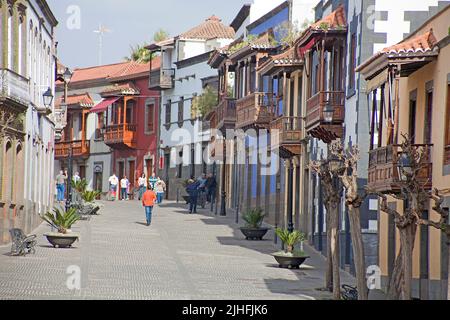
[42,207,81,248]
[273,228,309,269]
[240,208,269,240]
[77,190,102,216]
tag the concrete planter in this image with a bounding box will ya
[240,227,269,240]
[44,233,79,248]
[273,252,309,269]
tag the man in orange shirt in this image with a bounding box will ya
[142,186,157,226]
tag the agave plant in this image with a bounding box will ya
[275,228,306,253]
[42,207,80,234]
[81,190,101,203]
[72,179,88,194]
[242,208,265,229]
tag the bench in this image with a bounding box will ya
[9,229,37,256]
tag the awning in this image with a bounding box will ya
[90,97,120,113]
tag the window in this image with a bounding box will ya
[165,99,171,125]
[348,33,356,91]
[178,97,184,123]
[177,150,183,178]
[424,87,433,145]
[409,97,417,144]
[145,101,155,133]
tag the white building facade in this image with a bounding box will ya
[149,16,234,199]
[0,0,58,244]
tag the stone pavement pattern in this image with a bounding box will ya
[0,200,355,300]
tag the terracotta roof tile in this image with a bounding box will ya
[56,93,94,107]
[101,82,140,96]
[382,29,437,54]
[180,15,235,40]
[68,57,161,84]
[311,5,346,30]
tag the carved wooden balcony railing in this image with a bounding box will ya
[306,90,345,143]
[55,140,90,159]
[104,124,137,149]
[368,144,433,194]
[216,98,236,131]
[149,68,175,90]
[236,92,275,129]
[270,116,303,158]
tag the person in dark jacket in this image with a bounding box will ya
[205,173,217,203]
[185,178,200,214]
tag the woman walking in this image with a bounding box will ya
[185,178,200,214]
[138,173,146,200]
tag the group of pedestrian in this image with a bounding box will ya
[185,173,216,214]
[107,173,166,203]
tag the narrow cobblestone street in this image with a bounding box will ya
[0,200,354,300]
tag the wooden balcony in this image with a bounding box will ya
[216,98,237,131]
[270,116,303,158]
[368,144,433,194]
[236,92,275,129]
[149,68,175,90]
[104,124,137,149]
[306,90,345,143]
[55,140,90,159]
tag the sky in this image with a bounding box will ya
[47,0,250,69]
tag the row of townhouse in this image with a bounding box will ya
[167,0,449,299]
[54,59,161,197]
[0,0,58,245]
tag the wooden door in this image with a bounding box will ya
[129,160,135,189]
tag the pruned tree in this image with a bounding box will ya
[311,158,341,300]
[370,134,431,300]
[330,140,368,300]
[418,189,450,300]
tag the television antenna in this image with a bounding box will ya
[93,23,111,65]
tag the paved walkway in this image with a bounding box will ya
[0,200,355,300]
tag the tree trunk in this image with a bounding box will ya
[387,247,403,299]
[349,206,367,300]
[387,223,417,300]
[330,205,341,300]
[325,204,333,291]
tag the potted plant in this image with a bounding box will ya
[74,190,102,217]
[272,228,309,269]
[42,207,80,248]
[240,208,269,240]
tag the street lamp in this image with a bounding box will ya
[43,87,54,108]
[62,67,73,213]
[220,136,227,216]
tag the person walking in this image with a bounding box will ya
[142,185,157,226]
[72,172,81,183]
[155,177,166,204]
[120,175,129,201]
[205,173,217,203]
[108,173,119,201]
[185,178,200,214]
[55,170,67,203]
[137,173,147,200]
[148,174,158,190]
